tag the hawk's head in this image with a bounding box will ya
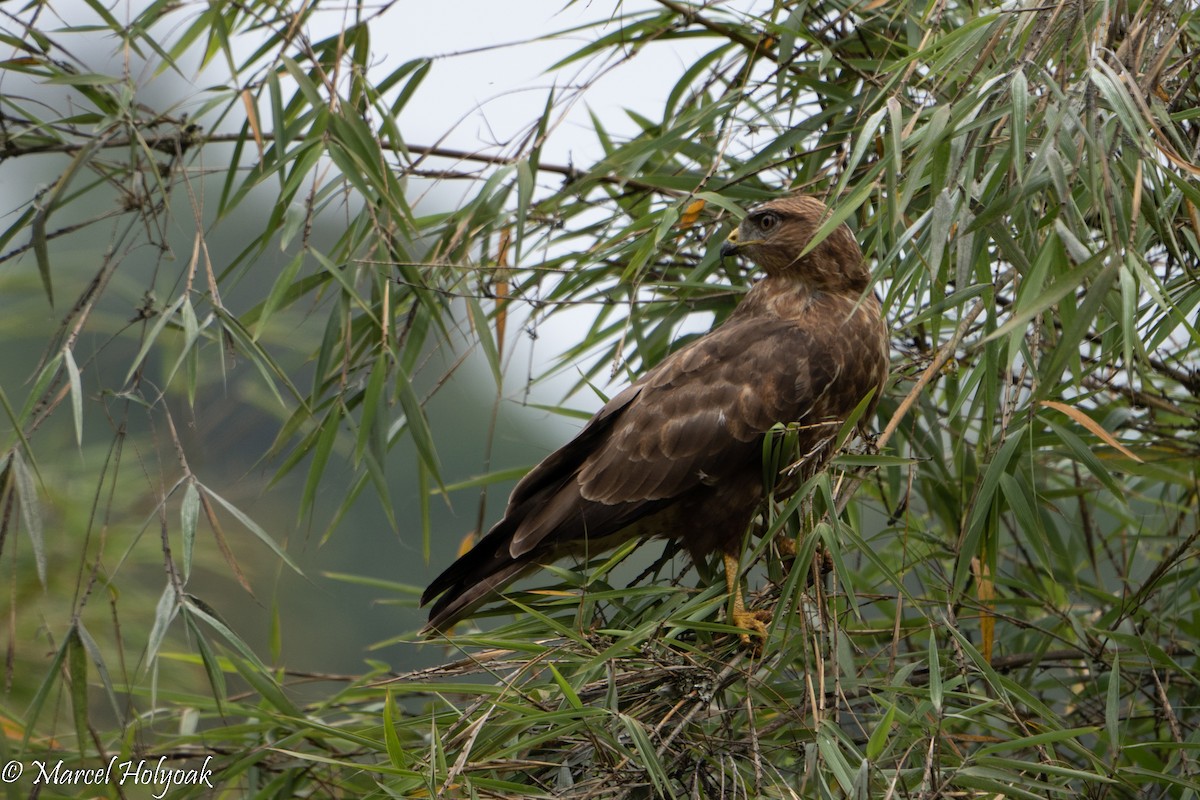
[721,195,868,292]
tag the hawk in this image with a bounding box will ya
[422,195,889,642]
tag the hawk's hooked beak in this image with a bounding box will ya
[720,228,741,259]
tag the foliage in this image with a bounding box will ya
[2,0,1199,797]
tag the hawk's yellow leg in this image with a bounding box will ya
[723,552,771,648]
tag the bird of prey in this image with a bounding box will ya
[422,194,889,643]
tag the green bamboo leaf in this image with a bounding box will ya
[815,721,856,794]
[810,159,886,258]
[74,622,122,724]
[982,253,1101,345]
[200,483,302,574]
[356,352,389,465]
[377,56,428,103]
[927,187,959,277]
[181,480,199,581]
[184,612,226,713]
[182,594,267,668]
[1090,62,1149,141]
[124,293,186,387]
[309,248,380,324]
[11,448,45,586]
[1036,262,1119,398]
[663,45,730,121]
[466,295,502,386]
[1011,68,1028,184]
[417,458,431,563]
[161,296,203,403]
[0,205,36,255]
[1106,650,1121,758]
[865,700,896,761]
[618,713,673,799]
[35,133,109,302]
[395,364,442,487]
[977,726,1100,758]
[269,599,282,663]
[383,690,407,768]
[549,663,583,711]
[145,582,179,670]
[22,632,69,747]
[254,252,305,339]
[956,428,1024,592]
[434,465,530,495]
[42,72,122,86]
[928,630,943,715]
[280,55,325,109]
[67,626,88,754]
[230,655,300,717]
[212,307,301,410]
[62,346,82,447]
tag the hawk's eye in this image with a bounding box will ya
[756,211,780,231]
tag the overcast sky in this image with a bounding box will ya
[362,1,731,408]
[386,1,713,165]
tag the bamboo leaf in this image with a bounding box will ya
[383,690,407,769]
[1039,400,1143,463]
[395,365,442,488]
[928,630,943,715]
[12,448,45,587]
[22,632,69,747]
[181,480,199,581]
[145,582,179,670]
[230,656,300,717]
[1106,650,1121,759]
[63,346,83,448]
[124,294,187,387]
[29,137,104,306]
[67,626,88,754]
[200,483,303,575]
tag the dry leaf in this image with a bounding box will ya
[1040,400,1144,463]
[241,89,264,161]
[679,199,706,228]
[972,556,995,664]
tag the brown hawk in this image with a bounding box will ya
[421,195,889,643]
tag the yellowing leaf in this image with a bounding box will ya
[1040,400,1144,463]
[241,89,264,160]
[679,199,706,227]
[972,557,995,664]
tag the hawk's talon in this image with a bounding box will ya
[731,607,772,649]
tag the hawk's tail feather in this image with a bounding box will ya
[421,559,532,636]
[420,512,521,607]
[421,515,537,634]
